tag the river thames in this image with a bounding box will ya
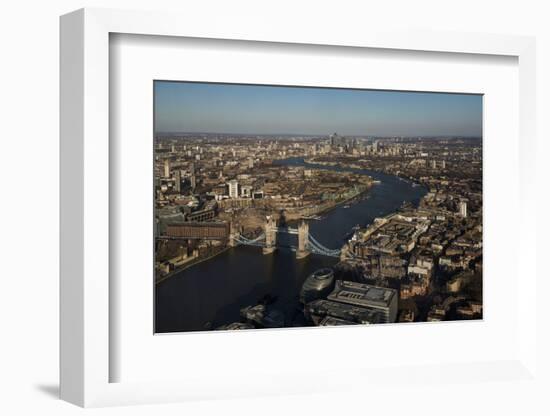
[155,158,427,333]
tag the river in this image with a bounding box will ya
[155,157,427,333]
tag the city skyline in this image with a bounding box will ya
[154,81,483,137]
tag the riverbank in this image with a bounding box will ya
[272,157,374,221]
[155,158,427,332]
[155,189,370,284]
[156,245,232,285]
[283,185,371,222]
[304,157,425,188]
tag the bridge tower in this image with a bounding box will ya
[262,216,277,254]
[296,220,310,259]
[228,221,239,248]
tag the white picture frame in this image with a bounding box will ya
[60,7,538,408]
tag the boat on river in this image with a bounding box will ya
[302,214,322,220]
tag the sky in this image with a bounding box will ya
[154,81,482,137]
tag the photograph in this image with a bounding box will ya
[3,0,546,412]
[154,81,483,333]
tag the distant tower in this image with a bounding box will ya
[296,221,310,259]
[189,163,196,189]
[431,160,437,169]
[459,200,468,218]
[263,216,277,255]
[174,170,182,193]
[441,160,446,169]
[163,159,171,178]
[228,179,239,199]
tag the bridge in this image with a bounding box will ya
[232,216,341,259]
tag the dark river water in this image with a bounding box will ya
[155,158,427,333]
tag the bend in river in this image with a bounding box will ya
[155,157,427,333]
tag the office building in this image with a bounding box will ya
[228,179,239,199]
[300,268,334,304]
[163,159,171,178]
[174,170,181,193]
[305,299,384,325]
[459,200,468,218]
[327,280,398,323]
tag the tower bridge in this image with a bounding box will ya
[160,217,342,259]
[233,216,341,259]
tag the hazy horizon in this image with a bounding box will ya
[154,81,483,137]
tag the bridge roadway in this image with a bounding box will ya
[159,220,342,258]
[234,224,341,258]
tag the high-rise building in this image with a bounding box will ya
[228,179,239,199]
[441,160,446,169]
[330,132,344,147]
[174,170,181,193]
[459,200,468,218]
[163,159,171,178]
